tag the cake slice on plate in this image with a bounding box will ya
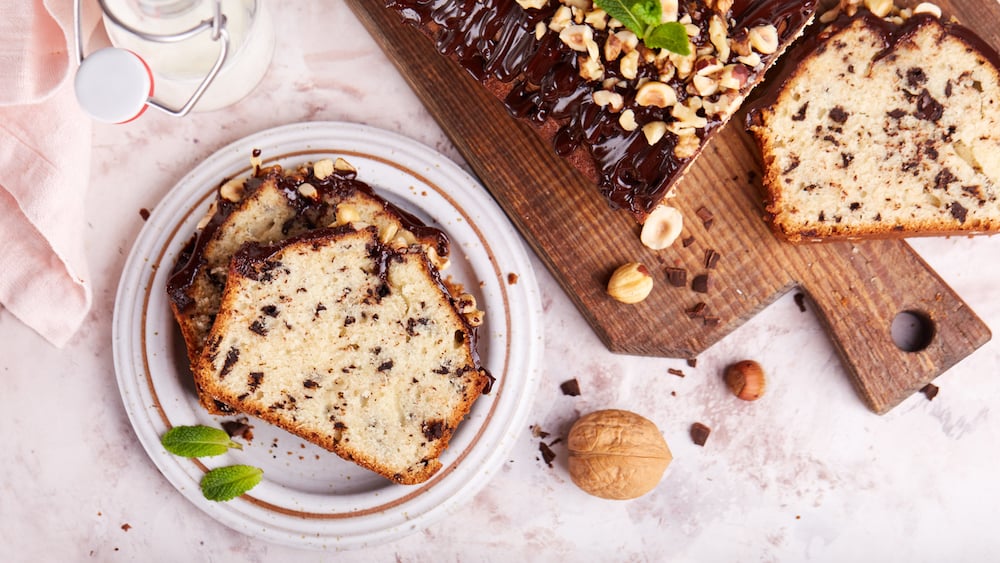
[192,227,491,484]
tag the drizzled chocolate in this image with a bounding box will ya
[166,162,450,311]
[386,0,817,218]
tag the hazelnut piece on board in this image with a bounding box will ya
[567,409,672,500]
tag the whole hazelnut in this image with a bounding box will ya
[724,360,766,401]
[607,262,654,304]
[567,409,673,500]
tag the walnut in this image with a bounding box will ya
[567,410,673,500]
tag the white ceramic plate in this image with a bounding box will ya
[112,122,543,549]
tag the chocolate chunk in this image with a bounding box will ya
[682,236,696,248]
[220,348,240,379]
[668,368,685,378]
[303,379,320,389]
[935,168,956,190]
[849,202,861,211]
[507,272,519,285]
[704,249,721,270]
[248,371,264,391]
[422,420,445,441]
[686,358,698,368]
[841,153,854,168]
[915,89,944,122]
[695,206,715,229]
[690,422,711,446]
[782,155,801,174]
[377,360,394,371]
[692,273,711,294]
[703,316,721,327]
[920,383,940,401]
[222,419,254,441]
[539,441,556,468]
[887,108,907,119]
[793,293,807,313]
[139,208,151,221]
[559,378,581,397]
[260,305,279,317]
[949,202,968,223]
[685,302,707,318]
[828,105,849,124]
[665,267,687,287]
[792,102,809,121]
[248,319,268,336]
[906,67,927,88]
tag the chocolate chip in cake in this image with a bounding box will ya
[906,67,928,88]
[920,383,940,401]
[686,358,698,368]
[915,89,944,122]
[792,102,809,121]
[560,378,581,397]
[690,423,711,446]
[220,347,240,379]
[260,304,279,317]
[422,420,445,441]
[949,201,969,223]
[828,105,849,124]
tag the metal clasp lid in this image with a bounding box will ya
[73,0,230,122]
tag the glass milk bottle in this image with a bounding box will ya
[99,0,274,112]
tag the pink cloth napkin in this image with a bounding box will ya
[0,0,99,347]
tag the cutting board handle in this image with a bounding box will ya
[803,240,990,414]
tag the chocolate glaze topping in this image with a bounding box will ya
[166,162,450,311]
[387,0,817,218]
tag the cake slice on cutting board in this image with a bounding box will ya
[747,6,1000,242]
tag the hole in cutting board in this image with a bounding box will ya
[891,310,935,352]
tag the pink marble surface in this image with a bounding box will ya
[3,1,1000,560]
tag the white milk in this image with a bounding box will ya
[101,0,274,112]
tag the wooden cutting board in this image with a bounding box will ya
[347,0,995,414]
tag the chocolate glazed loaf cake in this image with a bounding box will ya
[746,5,1000,241]
[385,0,818,221]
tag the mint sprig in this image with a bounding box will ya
[161,425,244,458]
[160,424,263,502]
[594,0,691,56]
[200,465,264,502]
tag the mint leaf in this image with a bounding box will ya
[200,465,263,502]
[645,22,691,55]
[630,0,661,27]
[593,0,650,35]
[161,425,243,458]
[594,0,692,56]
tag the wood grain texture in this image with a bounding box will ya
[348,0,995,413]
